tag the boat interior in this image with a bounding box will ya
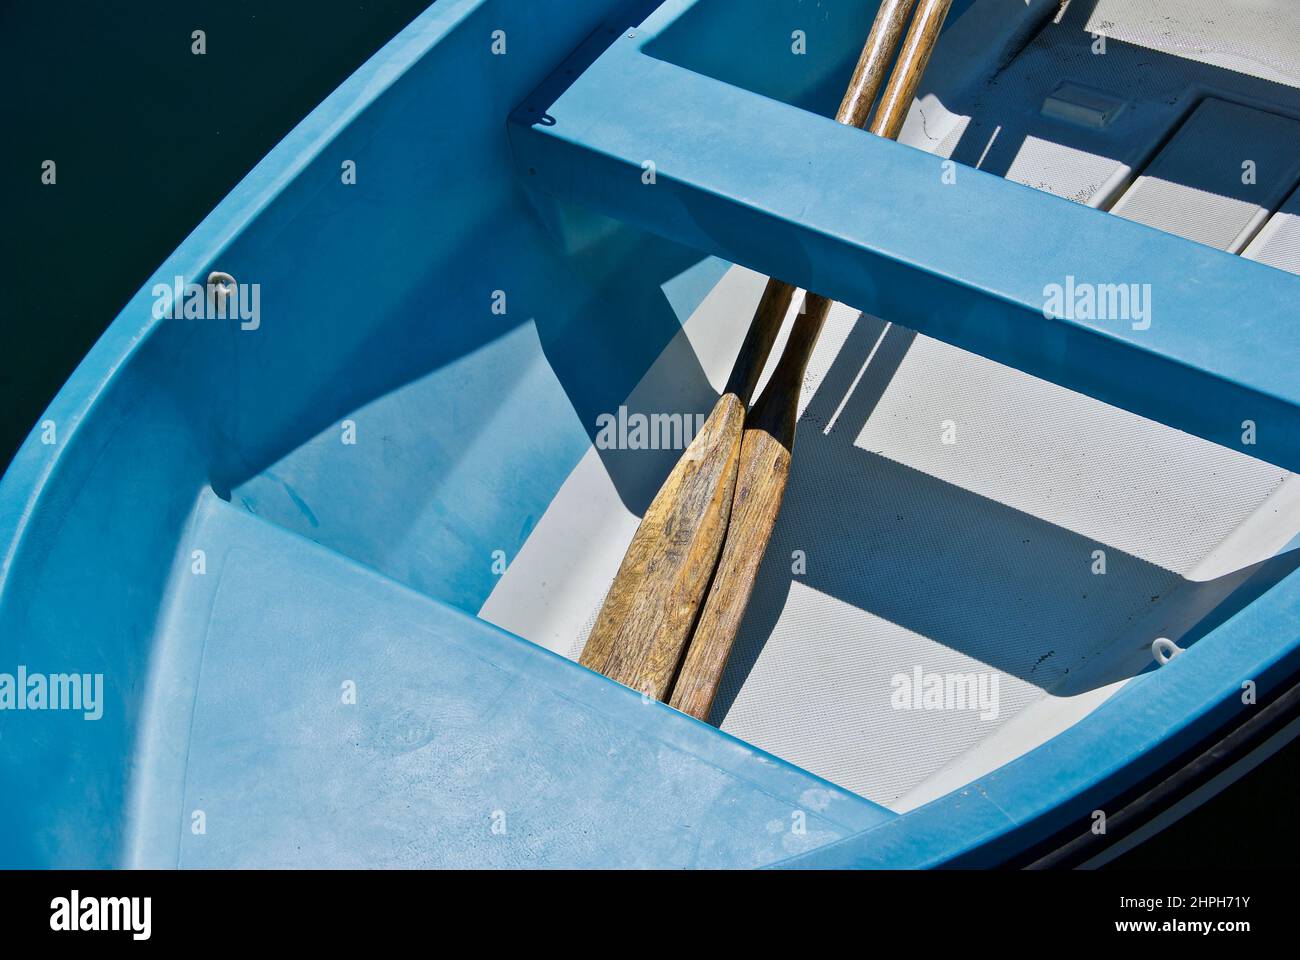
[4,0,1300,867]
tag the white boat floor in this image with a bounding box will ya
[481,265,1297,811]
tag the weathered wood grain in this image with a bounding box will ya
[578,281,793,687]
[668,294,833,718]
[579,0,920,697]
[870,0,952,140]
[670,0,954,721]
[839,0,918,130]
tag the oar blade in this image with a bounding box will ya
[669,420,792,720]
[579,393,746,697]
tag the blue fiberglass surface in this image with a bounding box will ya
[142,491,891,868]
[1,0,1298,869]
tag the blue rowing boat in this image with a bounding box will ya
[4,0,1300,868]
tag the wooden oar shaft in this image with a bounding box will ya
[722,277,801,406]
[870,0,952,140]
[836,0,918,128]
[578,0,923,698]
[723,0,917,404]
[669,0,954,722]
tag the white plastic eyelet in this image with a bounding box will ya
[207,271,236,302]
[1151,637,1183,666]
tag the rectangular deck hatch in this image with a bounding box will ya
[1110,98,1300,253]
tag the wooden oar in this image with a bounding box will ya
[669,0,954,720]
[579,0,920,698]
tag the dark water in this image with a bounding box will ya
[0,0,432,468]
[1,0,1295,870]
